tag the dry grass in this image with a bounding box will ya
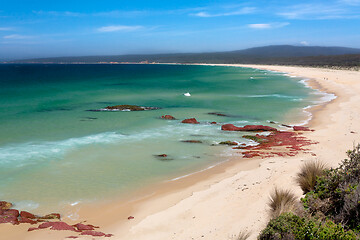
[268,188,298,218]
[296,160,327,194]
[232,231,251,240]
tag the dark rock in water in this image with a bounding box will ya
[181,140,203,143]
[221,124,277,132]
[182,118,200,124]
[105,105,159,111]
[269,121,276,124]
[281,124,292,128]
[156,154,168,158]
[293,126,312,131]
[208,112,228,117]
[219,141,238,146]
[210,122,217,124]
[161,115,176,120]
[88,104,160,112]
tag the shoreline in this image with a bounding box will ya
[1,64,360,240]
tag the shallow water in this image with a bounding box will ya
[0,64,323,212]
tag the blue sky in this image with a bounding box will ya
[1,0,360,60]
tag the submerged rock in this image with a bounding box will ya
[89,104,160,112]
[182,118,200,124]
[161,115,176,120]
[181,140,203,143]
[221,124,277,132]
[208,112,228,117]
[219,141,238,146]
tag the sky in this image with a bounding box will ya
[0,0,360,60]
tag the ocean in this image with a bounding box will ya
[0,64,327,213]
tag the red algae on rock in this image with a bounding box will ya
[293,126,313,131]
[236,130,316,159]
[0,200,113,238]
[221,124,277,132]
[161,115,176,120]
[182,118,200,124]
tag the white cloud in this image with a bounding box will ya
[33,10,84,17]
[278,4,358,19]
[3,34,33,39]
[192,7,256,17]
[300,41,310,46]
[339,0,360,5]
[97,25,143,32]
[0,27,12,31]
[247,22,289,29]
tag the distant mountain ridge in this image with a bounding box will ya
[232,45,360,57]
[7,45,360,67]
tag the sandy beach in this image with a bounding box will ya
[1,65,360,240]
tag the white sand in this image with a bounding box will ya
[1,65,359,240]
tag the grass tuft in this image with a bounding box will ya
[268,188,298,218]
[296,160,327,194]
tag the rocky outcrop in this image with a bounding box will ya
[208,112,228,117]
[161,115,176,120]
[219,141,238,146]
[221,124,277,132]
[0,200,112,238]
[89,105,160,112]
[182,118,200,124]
[181,140,203,143]
[293,126,312,131]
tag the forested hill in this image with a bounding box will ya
[7,45,360,68]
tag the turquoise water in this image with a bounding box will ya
[0,64,321,212]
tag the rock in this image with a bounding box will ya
[161,115,176,120]
[208,112,228,117]
[41,213,61,220]
[243,135,268,143]
[0,201,12,210]
[0,215,18,225]
[221,124,277,132]
[293,126,311,131]
[66,237,78,239]
[19,217,37,224]
[181,140,203,143]
[104,105,159,111]
[182,118,199,124]
[38,222,76,231]
[20,211,36,219]
[281,124,292,128]
[28,227,38,231]
[210,122,217,124]
[156,154,167,157]
[74,223,95,231]
[219,141,238,146]
[80,230,105,236]
[3,209,19,217]
[128,216,134,220]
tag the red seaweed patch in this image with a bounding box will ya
[236,129,316,158]
[0,200,113,238]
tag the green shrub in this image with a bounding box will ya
[302,145,360,229]
[258,213,357,240]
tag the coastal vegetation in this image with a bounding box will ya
[258,145,360,239]
[8,45,360,69]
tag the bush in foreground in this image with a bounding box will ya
[268,188,298,218]
[296,160,327,194]
[302,145,360,229]
[258,212,357,240]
